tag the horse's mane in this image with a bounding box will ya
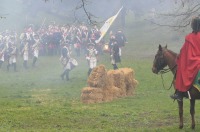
[164,48,178,57]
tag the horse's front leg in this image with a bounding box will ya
[178,100,183,129]
[190,99,195,129]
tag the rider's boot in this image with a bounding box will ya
[170,90,183,101]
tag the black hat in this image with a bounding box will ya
[191,17,200,33]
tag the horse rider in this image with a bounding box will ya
[171,17,200,101]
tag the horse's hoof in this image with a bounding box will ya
[179,125,183,129]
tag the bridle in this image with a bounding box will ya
[160,65,177,90]
[155,49,177,90]
[159,64,177,74]
[154,52,167,73]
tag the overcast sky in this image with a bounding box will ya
[0,0,189,31]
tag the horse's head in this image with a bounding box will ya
[152,45,168,74]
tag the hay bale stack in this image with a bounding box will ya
[81,87,103,104]
[87,65,110,88]
[119,68,138,96]
[81,65,138,104]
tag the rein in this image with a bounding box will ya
[159,65,177,90]
[160,68,171,74]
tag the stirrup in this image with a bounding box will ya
[170,94,182,102]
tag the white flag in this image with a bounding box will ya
[95,7,123,43]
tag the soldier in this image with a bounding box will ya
[21,40,29,69]
[115,30,127,57]
[6,38,18,72]
[32,34,40,67]
[0,43,6,68]
[108,34,116,54]
[115,30,127,47]
[86,43,98,76]
[74,34,81,57]
[110,41,121,70]
[60,43,71,81]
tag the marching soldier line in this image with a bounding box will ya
[0,23,127,80]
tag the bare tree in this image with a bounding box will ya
[44,0,96,24]
[74,0,97,24]
[147,0,200,30]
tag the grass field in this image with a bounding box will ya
[1,17,200,131]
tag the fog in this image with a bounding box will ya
[0,0,198,55]
[0,0,183,31]
[0,0,196,55]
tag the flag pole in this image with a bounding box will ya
[95,6,123,44]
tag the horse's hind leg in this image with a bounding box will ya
[190,99,195,129]
[178,101,183,129]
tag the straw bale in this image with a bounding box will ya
[102,89,113,102]
[87,65,110,88]
[107,70,125,87]
[107,70,114,86]
[102,86,123,102]
[119,68,134,83]
[126,84,134,96]
[102,86,122,102]
[81,87,104,104]
[119,68,138,96]
[109,86,121,98]
[107,69,126,96]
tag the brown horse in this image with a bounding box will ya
[152,44,200,129]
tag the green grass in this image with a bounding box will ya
[0,17,199,131]
[0,54,199,131]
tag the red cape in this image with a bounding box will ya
[176,32,200,92]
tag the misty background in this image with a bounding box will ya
[1,0,199,54]
[0,0,184,30]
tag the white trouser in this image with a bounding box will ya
[111,55,115,64]
[0,54,4,61]
[9,56,16,64]
[119,48,121,56]
[64,61,71,70]
[23,53,28,61]
[33,50,39,58]
[89,58,97,69]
